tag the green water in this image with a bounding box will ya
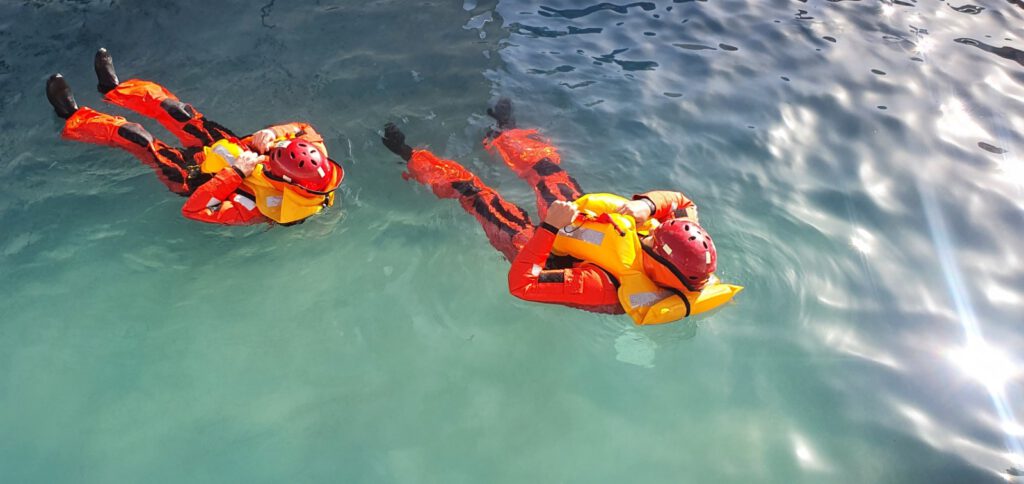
[2,0,1023,482]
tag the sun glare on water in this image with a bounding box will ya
[948,341,1019,394]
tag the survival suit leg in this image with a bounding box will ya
[61,107,208,195]
[102,79,236,149]
[405,149,535,261]
[484,129,584,221]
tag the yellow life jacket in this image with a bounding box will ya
[551,193,743,325]
[200,139,338,224]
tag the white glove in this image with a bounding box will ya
[251,129,276,153]
[233,151,262,177]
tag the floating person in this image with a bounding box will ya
[45,49,343,225]
[381,99,741,325]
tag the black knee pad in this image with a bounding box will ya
[160,99,195,122]
[201,118,237,139]
[451,180,482,197]
[117,123,154,147]
[532,158,563,176]
[182,124,213,145]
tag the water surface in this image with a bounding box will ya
[1,0,1023,482]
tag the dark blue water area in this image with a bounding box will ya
[1,0,1023,483]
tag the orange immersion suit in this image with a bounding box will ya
[403,128,694,316]
[60,79,330,225]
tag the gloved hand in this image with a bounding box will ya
[486,97,515,131]
[233,150,263,177]
[544,200,579,230]
[616,199,655,224]
[250,129,276,153]
[382,123,413,161]
[682,204,699,223]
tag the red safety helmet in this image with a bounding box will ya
[268,139,337,192]
[649,219,717,291]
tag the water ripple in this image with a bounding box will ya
[954,37,1024,67]
[538,2,656,19]
[2,0,1023,481]
[510,23,603,38]
[949,4,986,15]
[488,0,1024,479]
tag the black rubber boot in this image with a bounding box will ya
[487,97,516,132]
[46,74,79,119]
[382,122,413,161]
[94,47,119,94]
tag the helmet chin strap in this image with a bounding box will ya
[640,244,699,293]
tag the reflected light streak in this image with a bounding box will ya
[767,104,816,168]
[1005,422,1024,438]
[918,180,1024,467]
[984,71,1024,105]
[937,97,990,140]
[948,342,1019,393]
[796,443,812,462]
[994,154,1024,189]
[839,339,901,370]
[899,403,933,428]
[986,282,1022,306]
[898,398,1021,480]
[849,226,875,255]
[790,433,829,471]
[814,322,903,370]
[915,37,935,56]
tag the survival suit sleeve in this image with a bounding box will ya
[181,168,262,225]
[508,223,621,307]
[633,190,695,221]
[264,122,328,158]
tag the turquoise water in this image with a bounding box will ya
[2,0,1023,482]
